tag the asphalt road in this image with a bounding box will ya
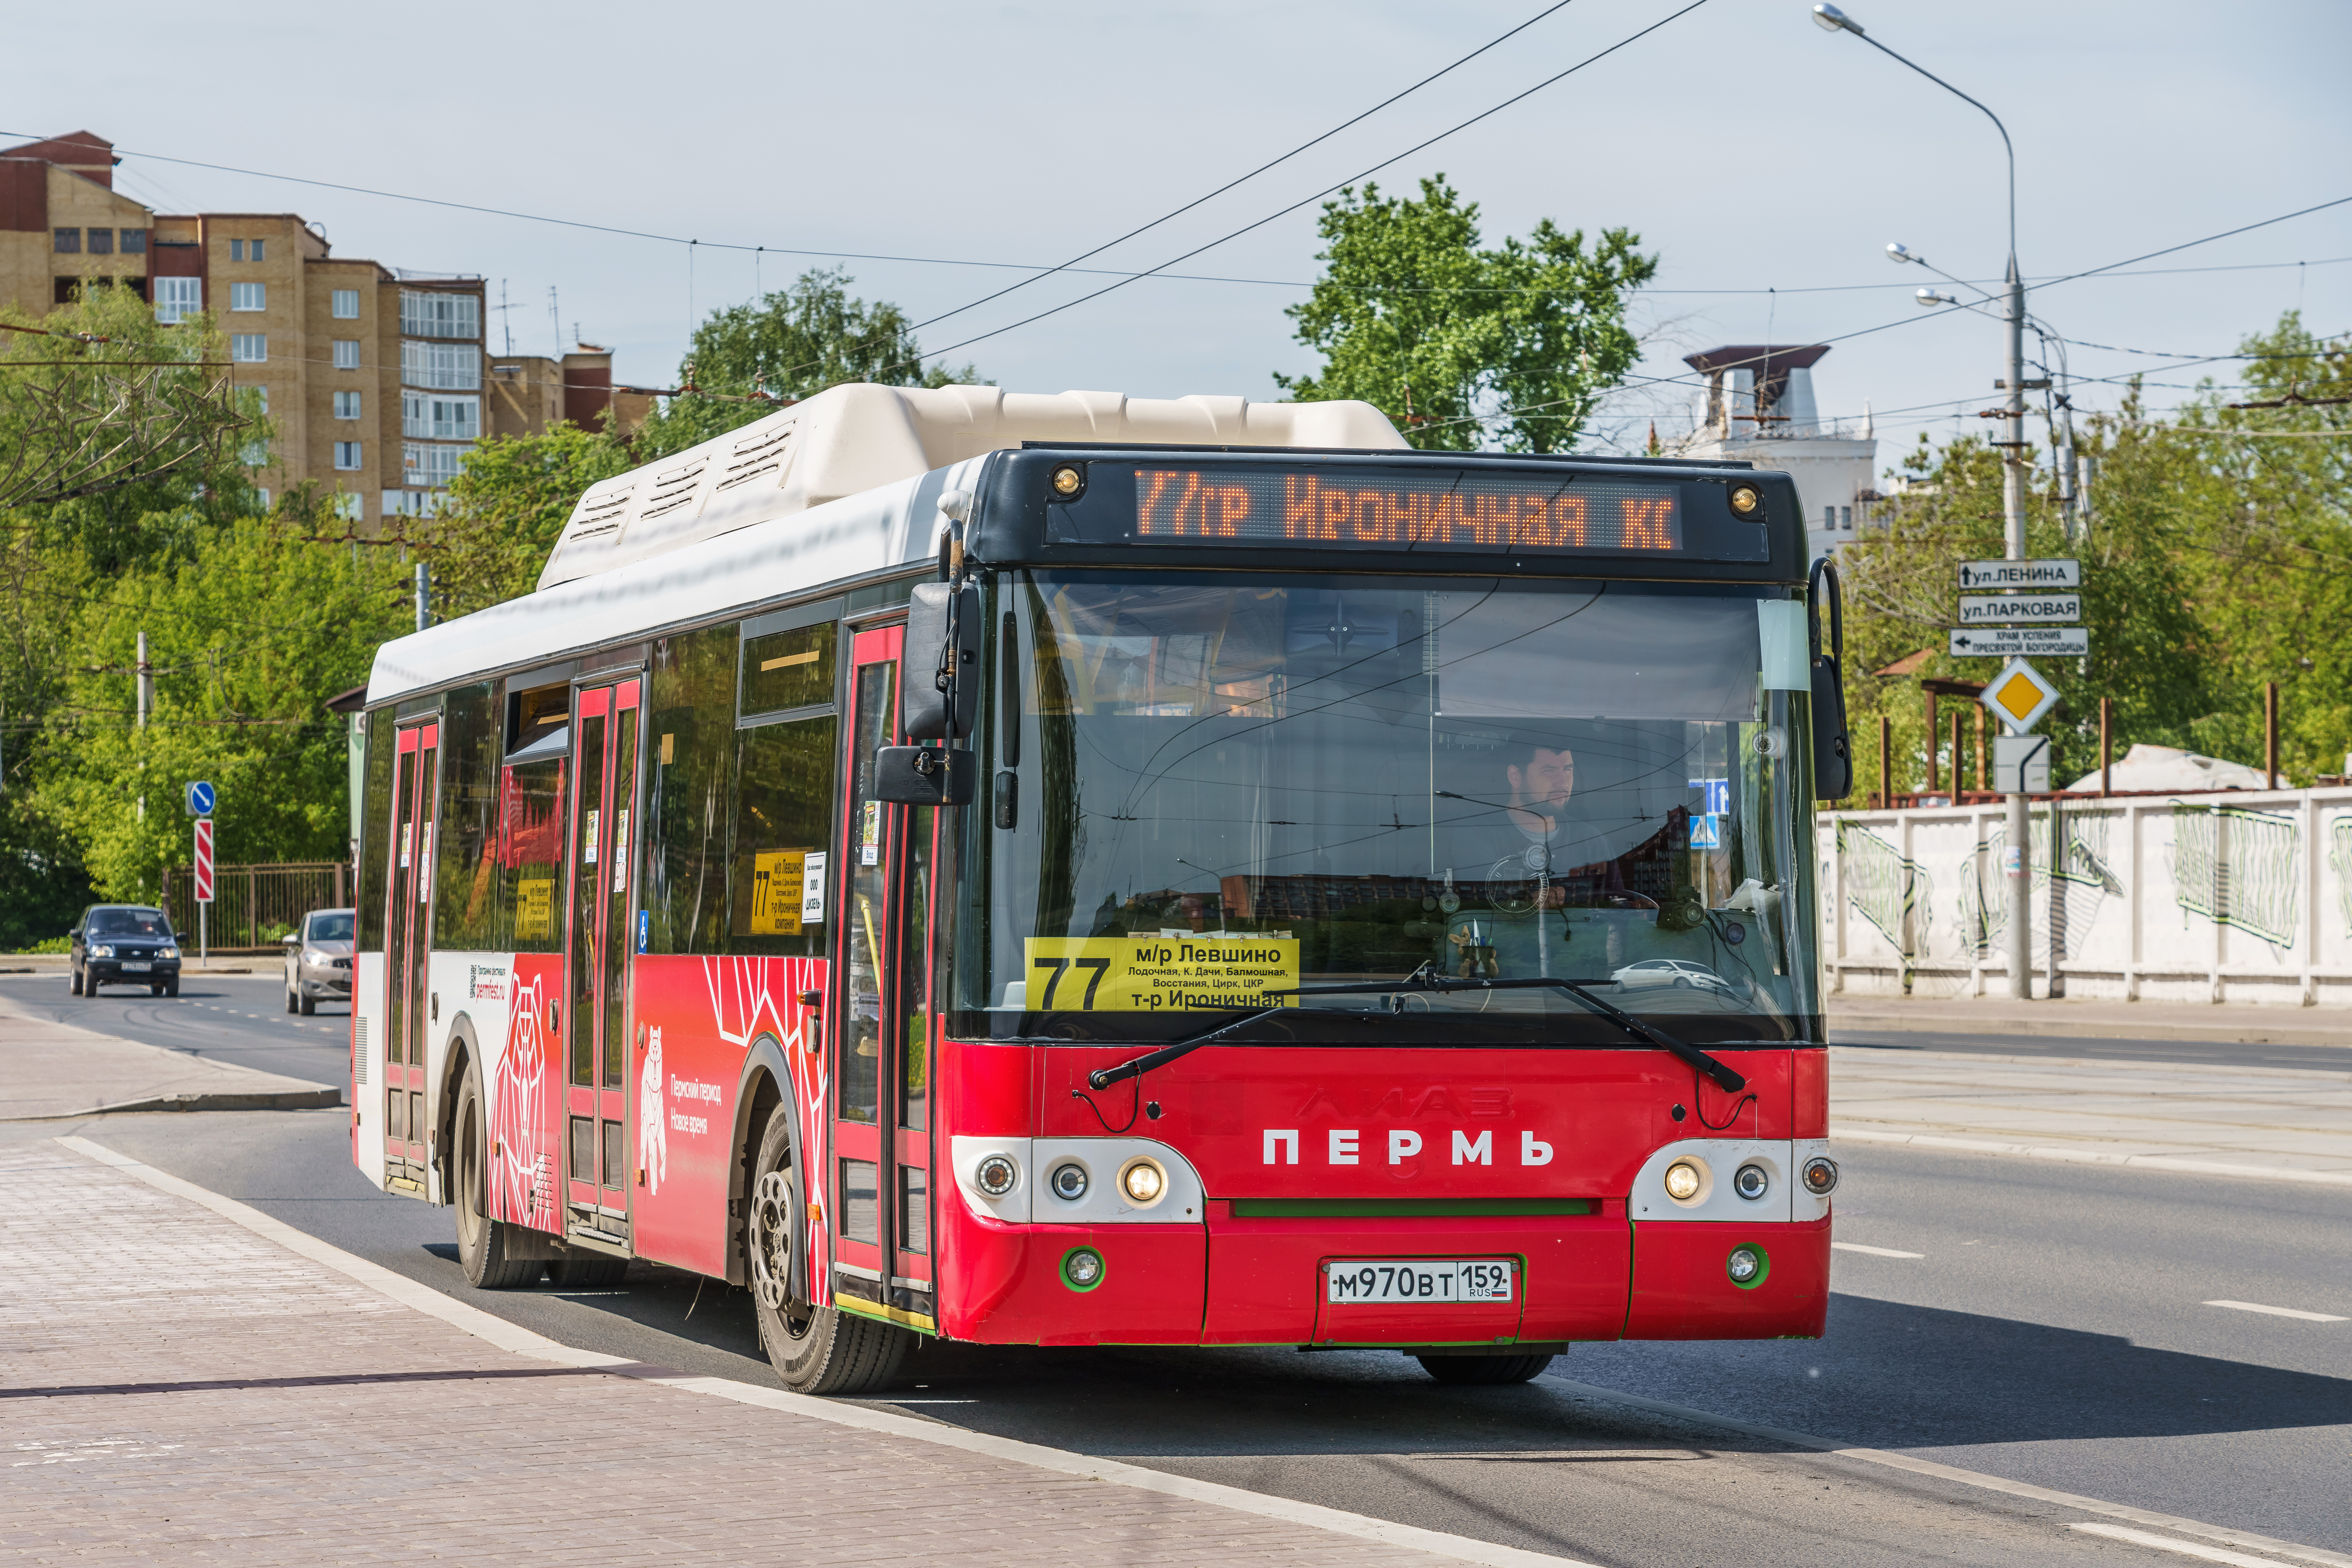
[6,973,2348,1568]
[1828,1026,2352,1073]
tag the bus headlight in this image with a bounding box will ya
[1802,1156,1840,1196]
[1049,1162,1089,1202]
[1118,1157,1165,1207]
[1727,1243,1770,1288]
[1733,1163,1770,1201]
[1061,1246,1105,1291]
[1663,1159,1704,1201]
[974,1154,1018,1197]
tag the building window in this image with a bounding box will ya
[335,441,364,472]
[229,238,243,261]
[399,291,480,340]
[333,340,360,371]
[243,437,270,467]
[231,334,267,363]
[334,391,362,419]
[87,228,112,256]
[53,228,78,254]
[333,493,363,522]
[401,340,480,391]
[332,288,360,319]
[231,282,266,312]
[254,488,271,511]
[382,489,447,519]
[154,277,202,324]
[120,229,146,255]
[403,442,469,488]
[251,386,268,416]
[403,392,481,441]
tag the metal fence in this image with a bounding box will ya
[161,862,350,954]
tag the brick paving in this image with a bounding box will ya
[0,1145,1497,1566]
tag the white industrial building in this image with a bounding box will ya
[1669,345,1877,564]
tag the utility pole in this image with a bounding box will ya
[1815,1,2035,1000]
[136,630,152,729]
[415,563,431,633]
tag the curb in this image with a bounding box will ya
[1827,1011,2352,1047]
[2,1084,343,1121]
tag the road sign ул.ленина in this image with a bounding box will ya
[185,780,214,816]
[1949,626,2091,658]
[1981,657,2062,734]
[1956,592,2081,625]
[193,817,215,904]
[1958,558,2079,590]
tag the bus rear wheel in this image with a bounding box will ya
[1416,1353,1556,1386]
[454,1059,543,1289]
[748,1103,909,1395]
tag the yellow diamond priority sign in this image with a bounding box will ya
[1982,656,2061,733]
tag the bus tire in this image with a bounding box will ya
[747,1103,909,1395]
[1415,1353,1556,1386]
[453,1059,543,1290]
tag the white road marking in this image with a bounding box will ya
[2204,1299,2347,1323]
[1832,1242,1924,1259]
[2072,1522,2321,1565]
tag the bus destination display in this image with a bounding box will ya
[1132,466,1683,554]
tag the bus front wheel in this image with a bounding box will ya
[748,1103,909,1396]
[454,1059,543,1289]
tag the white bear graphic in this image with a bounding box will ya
[638,1026,667,1196]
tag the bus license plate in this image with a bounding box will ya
[121,961,152,972]
[1326,1260,1514,1304]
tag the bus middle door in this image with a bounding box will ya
[565,678,641,1251]
[381,717,437,1195]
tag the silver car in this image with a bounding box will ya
[283,908,355,1015]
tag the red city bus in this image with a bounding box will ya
[354,383,1850,1394]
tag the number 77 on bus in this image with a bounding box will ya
[351,382,1847,1395]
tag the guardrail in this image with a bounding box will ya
[161,862,349,950]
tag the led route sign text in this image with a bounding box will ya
[1132,468,1685,554]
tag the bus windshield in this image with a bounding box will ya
[958,572,1820,1046]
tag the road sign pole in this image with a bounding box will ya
[2003,259,2035,1001]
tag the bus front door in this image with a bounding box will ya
[565,678,642,1249]
[831,626,936,1332]
[382,718,437,1194]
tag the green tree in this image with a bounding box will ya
[31,521,409,902]
[423,423,636,616]
[1,287,263,574]
[633,268,982,460]
[1275,177,1658,452]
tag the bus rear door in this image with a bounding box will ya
[382,718,436,1194]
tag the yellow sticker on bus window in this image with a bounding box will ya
[515,878,554,941]
[749,849,808,936]
[1021,935,1299,1012]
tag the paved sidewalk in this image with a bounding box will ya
[0,1003,337,1120]
[0,1141,1581,1568]
[1830,1046,2352,1185]
[1827,995,2352,1046]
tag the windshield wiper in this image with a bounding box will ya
[1276,965,1746,1093]
[1085,1005,1290,1091]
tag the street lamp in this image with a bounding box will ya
[1813,2,2036,1002]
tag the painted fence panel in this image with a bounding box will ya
[1818,789,2352,1007]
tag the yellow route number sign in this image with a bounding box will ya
[1023,935,1299,1012]
[748,849,811,936]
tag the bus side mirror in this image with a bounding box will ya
[901,583,980,741]
[873,744,975,806]
[1808,558,1853,801]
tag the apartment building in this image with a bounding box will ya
[485,343,652,440]
[5,130,634,526]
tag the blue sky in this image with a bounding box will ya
[17,0,2350,471]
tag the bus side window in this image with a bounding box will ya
[357,706,395,954]
[433,681,501,951]
[729,715,837,955]
[498,681,573,955]
[642,624,737,955]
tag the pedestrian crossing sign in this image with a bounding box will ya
[1689,813,1722,850]
[1981,656,2061,733]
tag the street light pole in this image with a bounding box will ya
[1814,3,2034,998]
